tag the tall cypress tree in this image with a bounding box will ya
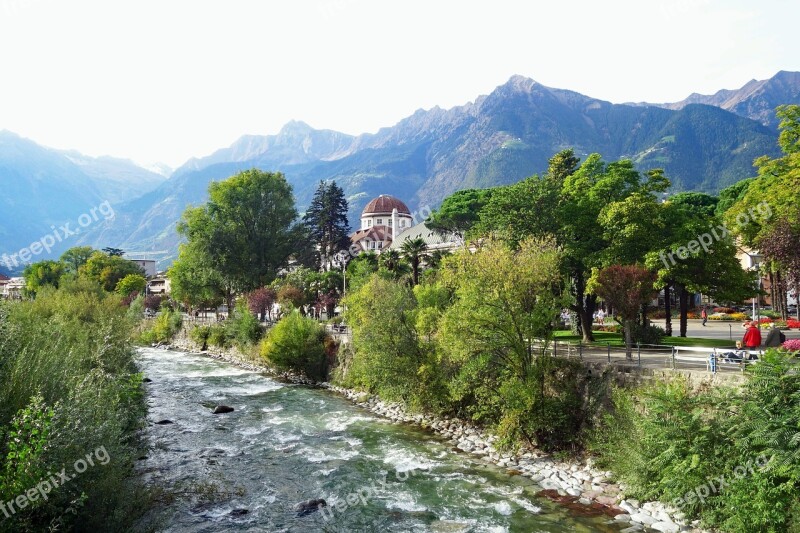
[303,181,350,270]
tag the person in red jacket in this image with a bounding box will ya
[742,321,762,349]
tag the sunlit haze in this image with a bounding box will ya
[0,0,797,168]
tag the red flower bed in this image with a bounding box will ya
[788,319,800,329]
[758,317,774,323]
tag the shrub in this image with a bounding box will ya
[647,309,667,319]
[713,307,737,314]
[260,311,329,380]
[631,323,665,345]
[139,308,183,344]
[225,302,264,347]
[207,324,228,348]
[190,325,212,349]
[760,309,781,319]
[593,324,621,333]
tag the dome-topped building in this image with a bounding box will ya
[349,194,415,253]
[360,194,413,231]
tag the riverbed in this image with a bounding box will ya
[137,347,622,532]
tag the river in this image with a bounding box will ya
[137,347,622,532]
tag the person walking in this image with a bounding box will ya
[742,321,762,349]
[701,306,708,326]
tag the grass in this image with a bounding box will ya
[553,330,736,348]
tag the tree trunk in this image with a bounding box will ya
[624,319,634,360]
[580,294,597,343]
[664,283,673,336]
[677,283,689,337]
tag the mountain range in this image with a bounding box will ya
[1,71,798,270]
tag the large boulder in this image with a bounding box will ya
[293,498,327,516]
[212,405,234,414]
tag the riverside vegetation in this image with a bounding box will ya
[0,279,150,532]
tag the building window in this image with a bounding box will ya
[377,242,383,249]
[377,218,383,225]
[367,220,372,227]
[388,219,393,226]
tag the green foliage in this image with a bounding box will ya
[115,273,147,297]
[593,351,800,532]
[260,311,329,380]
[0,288,149,531]
[190,325,212,346]
[79,251,144,292]
[177,169,302,297]
[303,180,349,269]
[22,259,66,296]
[225,302,263,347]
[140,308,183,344]
[426,187,495,236]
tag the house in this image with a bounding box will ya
[3,277,25,299]
[147,274,171,296]
[128,259,157,278]
[0,274,9,298]
[349,195,415,253]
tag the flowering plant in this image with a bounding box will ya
[787,319,800,329]
[782,339,800,352]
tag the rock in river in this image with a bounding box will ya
[212,405,234,414]
[294,498,327,516]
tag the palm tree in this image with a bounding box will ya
[379,249,402,273]
[400,237,429,285]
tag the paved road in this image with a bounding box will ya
[648,319,800,342]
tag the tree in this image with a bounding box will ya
[757,213,800,320]
[79,252,144,292]
[168,242,226,314]
[101,247,125,257]
[591,265,657,359]
[22,260,65,296]
[438,237,570,447]
[59,246,94,273]
[400,237,429,286]
[426,188,494,237]
[261,311,330,381]
[247,287,277,321]
[177,169,301,309]
[303,181,350,271]
[379,249,403,274]
[115,274,147,297]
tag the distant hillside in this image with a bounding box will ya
[634,70,800,128]
[0,131,166,263]
[77,74,786,266]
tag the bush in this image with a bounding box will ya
[190,325,212,349]
[709,312,748,321]
[760,309,781,319]
[260,311,329,381]
[593,352,800,532]
[207,324,228,348]
[139,308,183,344]
[225,302,264,347]
[631,323,665,345]
[713,307,737,314]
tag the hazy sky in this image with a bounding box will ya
[0,0,797,168]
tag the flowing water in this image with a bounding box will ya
[137,348,622,532]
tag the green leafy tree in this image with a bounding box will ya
[177,169,301,309]
[438,237,571,447]
[101,247,125,257]
[115,273,147,297]
[59,246,94,273]
[168,242,226,314]
[22,260,65,296]
[426,188,495,237]
[78,251,144,292]
[303,180,350,270]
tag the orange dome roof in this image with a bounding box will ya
[361,195,411,216]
